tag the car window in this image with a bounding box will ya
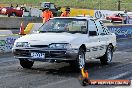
[39,18,87,34]
[44,3,50,8]
[88,20,97,36]
[50,3,55,9]
[96,20,110,35]
[115,14,119,17]
[95,20,103,35]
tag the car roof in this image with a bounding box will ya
[52,17,96,20]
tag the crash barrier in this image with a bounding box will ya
[94,10,123,20]
[0,23,43,53]
[25,7,94,17]
[94,10,132,20]
[0,17,42,29]
[0,30,21,53]
[0,30,13,35]
[128,18,132,24]
[107,24,132,39]
[61,8,94,17]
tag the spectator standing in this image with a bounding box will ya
[123,10,129,24]
[41,7,53,23]
[10,4,13,8]
[60,7,70,17]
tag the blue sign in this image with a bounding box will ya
[107,25,132,39]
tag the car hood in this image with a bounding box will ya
[16,33,84,45]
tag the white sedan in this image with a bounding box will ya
[12,17,116,71]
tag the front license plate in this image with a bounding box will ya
[31,52,45,59]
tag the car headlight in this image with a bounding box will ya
[15,42,30,47]
[1,8,7,13]
[49,43,72,49]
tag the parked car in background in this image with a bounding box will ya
[12,17,116,71]
[41,2,62,17]
[106,13,129,22]
[0,7,3,14]
[0,6,28,17]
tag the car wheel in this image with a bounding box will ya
[110,20,113,23]
[100,45,113,65]
[70,48,85,72]
[78,48,85,69]
[7,14,11,17]
[19,59,34,69]
[12,13,16,17]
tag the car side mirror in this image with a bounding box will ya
[89,31,97,36]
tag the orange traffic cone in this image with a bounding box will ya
[19,22,25,35]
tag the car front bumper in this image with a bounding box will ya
[12,48,78,62]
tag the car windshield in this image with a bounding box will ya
[114,13,126,17]
[39,18,87,34]
[120,13,127,17]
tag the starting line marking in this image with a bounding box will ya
[108,71,132,80]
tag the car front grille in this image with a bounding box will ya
[13,49,66,58]
[14,49,30,57]
[30,45,48,48]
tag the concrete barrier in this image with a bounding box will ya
[0,30,13,35]
[0,17,42,29]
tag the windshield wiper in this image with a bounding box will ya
[39,31,65,33]
[39,31,46,33]
[51,30,84,34]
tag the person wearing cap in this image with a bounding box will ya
[123,10,129,24]
[60,7,70,17]
[42,7,53,23]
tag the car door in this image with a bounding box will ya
[113,14,121,21]
[85,19,100,59]
[95,20,110,57]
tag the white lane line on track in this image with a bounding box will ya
[0,72,21,79]
[108,71,132,80]
[114,51,130,54]
[37,78,75,88]
[37,72,132,88]
[110,60,132,69]
[0,59,17,63]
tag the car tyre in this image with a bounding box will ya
[70,48,85,72]
[19,59,34,69]
[100,45,113,65]
[7,14,11,17]
[12,13,16,17]
[110,20,113,23]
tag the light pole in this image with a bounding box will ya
[117,0,121,11]
[99,0,101,10]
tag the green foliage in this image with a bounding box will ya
[1,0,132,11]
